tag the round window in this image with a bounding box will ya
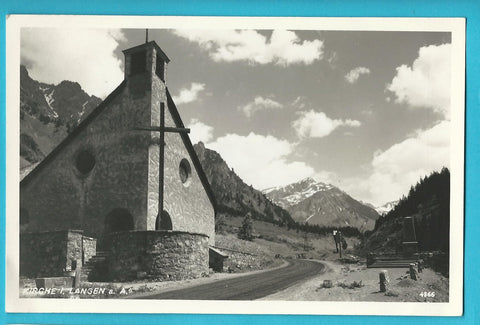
[179,158,192,186]
[75,150,96,174]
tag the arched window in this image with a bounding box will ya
[104,208,134,233]
[155,210,172,231]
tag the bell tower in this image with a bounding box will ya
[122,40,172,230]
[122,40,170,96]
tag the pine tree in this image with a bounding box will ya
[238,213,254,241]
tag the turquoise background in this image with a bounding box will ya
[0,0,478,324]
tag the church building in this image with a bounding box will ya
[20,39,217,282]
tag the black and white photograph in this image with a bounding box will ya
[5,15,465,315]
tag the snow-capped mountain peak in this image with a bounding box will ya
[263,177,380,230]
[263,177,334,207]
[375,200,399,215]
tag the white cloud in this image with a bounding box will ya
[313,170,338,185]
[187,119,214,144]
[353,121,450,206]
[172,83,206,105]
[387,43,451,118]
[239,96,283,117]
[207,132,314,189]
[21,28,125,98]
[173,29,323,66]
[293,110,361,138]
[292,96,308,110]
[326,51,338,69]
[345,66,371,83]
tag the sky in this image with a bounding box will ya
[20,27,452,206]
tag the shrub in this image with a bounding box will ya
[238,213,254,241]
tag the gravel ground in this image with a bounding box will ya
[261,260,448,302]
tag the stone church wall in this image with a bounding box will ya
[161,103,215,245]
[21,71,215,244]
[146,72,215,245]
[107,230,209,281]
[19,43,216,283]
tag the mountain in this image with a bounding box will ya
[194,142,294,225]
[264,177,380,230]
[366,168,450,254]
[20,65,101,167]
[375,200,399,215]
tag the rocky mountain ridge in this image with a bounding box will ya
[20,65,101,167]
[264,177,380,230]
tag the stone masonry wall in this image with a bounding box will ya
[20,231,68,278]
[20,230,93,278]
[82,236,97,264]
[107,231,209,282]
[66,230,84,271]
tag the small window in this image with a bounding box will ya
[75,150,95,174]
[155,55,165,81]
[130,50,146,75]
[179,159,192,186]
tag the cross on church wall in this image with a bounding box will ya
[134,103,190,224]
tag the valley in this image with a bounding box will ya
[18,66,450,302]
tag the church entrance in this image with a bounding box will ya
[156,210,173,231]
[104,208,134,233]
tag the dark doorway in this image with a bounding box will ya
[156,210,173,231]
[104,208,134,233]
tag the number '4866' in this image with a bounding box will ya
[419,291,435,298]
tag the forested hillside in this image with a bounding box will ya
[366,168,450,253]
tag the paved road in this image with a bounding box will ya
[139,259,326,300]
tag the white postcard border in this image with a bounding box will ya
[5,15,465,316]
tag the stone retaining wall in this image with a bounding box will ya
[107,230,209,281]
[82,236,97,263]
[20,230,93,278]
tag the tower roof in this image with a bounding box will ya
[122,40,170,63]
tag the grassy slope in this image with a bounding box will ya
[216,216,360,263]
